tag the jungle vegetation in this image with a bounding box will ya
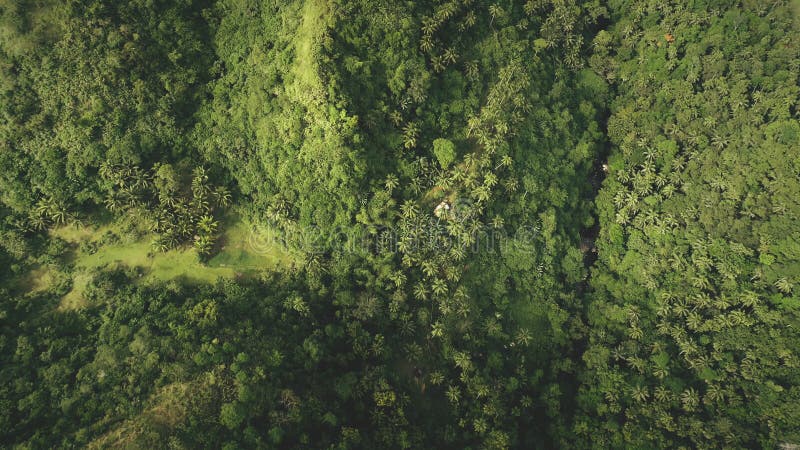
[0,0,798,448]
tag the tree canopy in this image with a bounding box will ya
[0,0,798,448]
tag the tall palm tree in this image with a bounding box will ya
[413,282,429,301]
[104,192,123,212]
[495,155,513,170]
[384,174,399,194]
[194,235,213,256]
[213,186,232,208]
[432,278,448,297]
[403,123,419,149]
[28,214,48,231]
[50,204,68,225]
[488,4,503,27]
[483,172,498,188]
[472,185,491,203]
[197,215,218,234]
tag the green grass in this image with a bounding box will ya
[51,222,115,243]
[59,272,92,311]
[51,216,294,310]
[292,0,330,93]
[14,266,58,294]
[207,220,294,270]
[75,242,238,283]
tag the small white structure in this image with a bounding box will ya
[602,163,610,173]
[434,200,451,218]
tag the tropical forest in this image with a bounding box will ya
[0,0,798,448]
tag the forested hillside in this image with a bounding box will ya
[0,0,797,448]
[576,1,800,447]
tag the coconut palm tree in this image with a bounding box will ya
[443,47,458,64]
[384,174,399,194]
[194,235,213,256]
[488,4,504,27]
[28,213,48,231]
[432,278,447,297]
[104,192,123,212]
[422,260,437,278]
[413,282,429,301]
[495,155,513,170]
[213,186,232,208]
[197,215,218,234]
[490,215,504,229]
[403,122,419,149]
[632,385,649,403]
[472,185,491,203]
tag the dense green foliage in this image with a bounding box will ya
[1,0,798,448]
[575,1,800,447]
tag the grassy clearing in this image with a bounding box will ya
[87,380,198,449]
[53,216,294,310]
[292,0,330,94]
[207,220,294,270]
[13,266,59,294]
[51,221,115,243]
[59,272,92,311]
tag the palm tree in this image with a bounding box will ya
[632,385,649,403]
[504,178,518,193]
[449,245,466,262]
[465,60,479,80]
[483,172,498,188]
[445,266,460,282]
[431,322,445,339]
[488,4,504,27]
[159,191,178,207]
[491,215,504,229]
[35,198,53,218]
[28,213,48,231]
[432,278,447,297]
[413,282,429,301]
[446,385,460,404]
[472,185,490,203]
[104,192,123,212]
[384,174,399,194]
[192,169,211,199]
[197,215,218,234]
[165,233,180,249]
[420,35,434,52]
[680,388,699,412]
[704,384,724,404]
[400,200,418,219]
[515,329,532,347]
[50,203,69,225]
[194,235,213,256]
[495,155,513,170]
[213,186,232,208]
[421,18,437,36]
[422,260,437,278]
[177,220,193,239]
[443,48,458,64]
[192,195,211,215]
[151,236,170,253]
[654,386,671,403]
[131,167,150,190]
[399,315,415,336]
[775,278,793,294]
[403,122,419,149]
[431,55,445,73]
[391,271,406,288]
[98,162,115,181]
